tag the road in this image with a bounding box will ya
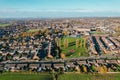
[0,55,120,68]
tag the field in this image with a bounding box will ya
[58,73,120,80]
[0,72,53,80]
[0,23,11,27]
[27,29,40,32]
[0,72,120,80]
[91,31,105,35]
[60,37,88,58]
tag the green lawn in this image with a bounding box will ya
[0,72,52,80]
[0,23,11,27]
[60,37,88,58]
[0,72,120,80]
[27,29,40,32]
[91,31,105,35]
[58,73,120,80]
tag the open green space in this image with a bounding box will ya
[0,72,52,80]
[0,72,120,80]
[27,29,40,32]
[0,23,11,27]
[58,73,120,80]
[60,37,88,58]
[91,31,105,35]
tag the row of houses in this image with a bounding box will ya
[89,35,120,55]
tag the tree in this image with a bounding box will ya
[83,65,87,73]
[83,38,86,48]
[76,39,79,48]
[6,53,13,60]
[80,39,83,48]
[56,38,61,47]
[61,53,66,59]
[62,30,68,36]
[98,65,107,74]
[64,39,68,48]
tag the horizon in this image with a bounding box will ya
[0,0,120,18]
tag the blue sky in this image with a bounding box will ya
[0,0,120,18]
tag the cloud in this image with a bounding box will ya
[35,9,94,13]
[0,8,120,18]
[0,8,120,13]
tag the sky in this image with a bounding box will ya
[0,0,120,18]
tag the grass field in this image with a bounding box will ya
[0,23,11,27]
[27,29,40,32]
[58,73,120,80]
[91,31,105,35]
[60,37,88,58]
[0,72,53,80]
[1,72,120,80]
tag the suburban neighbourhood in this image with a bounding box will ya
[0,0,120,80]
